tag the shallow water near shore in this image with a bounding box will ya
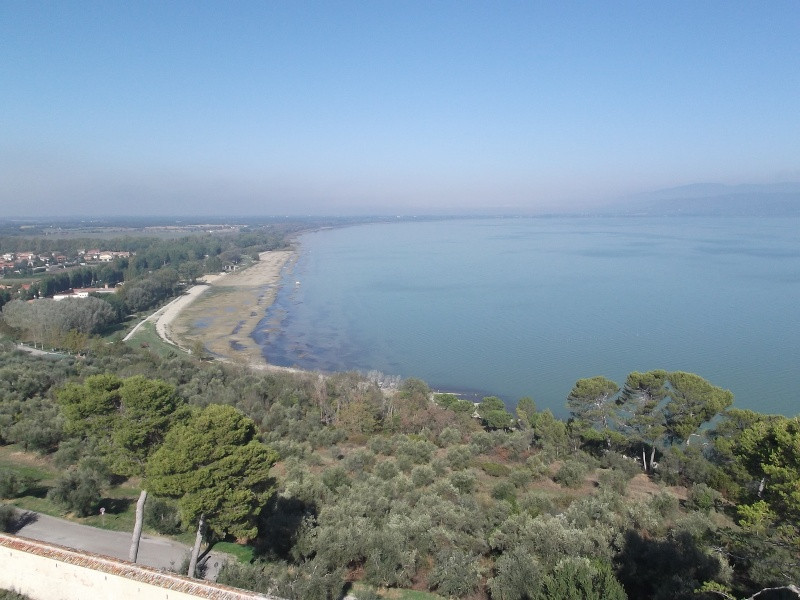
[254,217,800,417]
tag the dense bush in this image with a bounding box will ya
[0,504,17,532]
[480,461,511,477]
[553,460,590,488]
[0,470,35,499]
[144,496,182,534]
[46,461,108,517]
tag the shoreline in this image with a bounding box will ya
[168,249,297,369]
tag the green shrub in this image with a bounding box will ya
[368,435,395,456]
[374,459,399,481]
[343,449,376,473]
[0,504,17,532]
[509,467,531,488]
[0,469,35,499]
[396,438,435,465]
[429,549,481,598]
[525,455,549,480]
[144,496,182,534]
[518,491,556,517]
[47,462,107,517]
[492,481,517,503]
[322,466,350,491]
[598,469,632,494]
[650,490,680,519]
[396,455,413,473]
[471,431,495,454]
[411,465,436,488]
[687,483,722,514]
[480,461,511,478]
[449,470,477,494]
[446,445,473,470]
[553,460,589,488]
[437,426,462,447]
[430,457,448,476]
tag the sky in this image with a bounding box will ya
[2,1,800,217]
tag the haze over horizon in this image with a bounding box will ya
[2,2,799,218]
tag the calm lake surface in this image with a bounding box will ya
[254,217,800,417]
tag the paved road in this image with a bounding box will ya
[13,512,224,579]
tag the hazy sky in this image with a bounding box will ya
[2,1,799,217]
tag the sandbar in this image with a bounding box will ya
[169,250,295,367]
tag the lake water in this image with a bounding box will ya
[253,217,800,417]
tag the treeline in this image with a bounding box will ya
[0,338,798,599]
[0,224,302,348]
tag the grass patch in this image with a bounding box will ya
[348,583,445,600]
[124,320,186,358]
[212,541,255,564]
[0,445,60,485]
[7,495,63,517]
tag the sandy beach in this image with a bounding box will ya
[167,249,295,366]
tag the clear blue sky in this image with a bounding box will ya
[2,1,799,217]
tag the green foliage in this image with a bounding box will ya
[488,546,543,600]
[57,373,122,439]
[395,437,436,465]
[715,523,800,593]
[662,372,733,443]
[733,416,800,520]
[649,491,680,520]
[448,470,476,494]
[437,426,461,447]
[411,465,436,488]
[553,460,589,488]
[515,396,537,429]
[542,557,626,600]
[492,481,517,503]
[531,409,569,454]
[58,374,188,481]
[0,469,36,499]
[2,296,116,346]
[687,483,723,514]
[477,396,514,430]
[0,503,17,532]
[146,404,278,540]
[218,558,345,600]
[445,445,473,470]
[597,469,631,495]
[567,376,620,430]
[429,549,482,598]
[480,461,511,478]
[518,491,556,518]
[322,466,350,491]
[47,459,109,517]
[433,393,460,409]
[617,370,668,447]
[470,430,495,454]
[343,449,376,474]
[144,496,183,534]
[374,459,399,481]
[736,500,776,533]
[524,455,549,480]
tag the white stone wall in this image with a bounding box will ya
[0,534,273,600]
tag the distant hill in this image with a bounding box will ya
[601,182,800,217]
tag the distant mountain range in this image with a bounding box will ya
[600,182,800,217]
